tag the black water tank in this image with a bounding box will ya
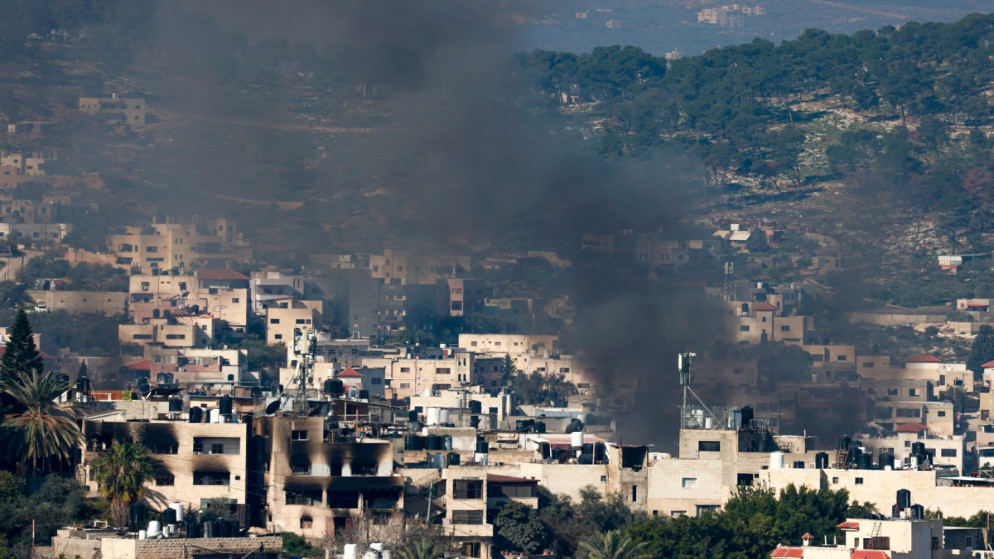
[408,410,419,423]
[468,400,482,414]
[168,397,182,412]
[358,389,369,399]
[594,443,606,463]
[425,435,442,451]
[129,502,146,525]
[218,519,231,538]
[186,521,201,538]
[469,416,480,428]
[910,504,925,520]
[897,489,911,509]
[56,373,70,386]
[879,452,893,469]
[137,377,150,393]
[839,435,852,451]
[163,508,177,525]
[230,519,240,537]
[476,439,489,454]
[578,453,594,464]
[329,379,344,395]
[533,421,546,434]
[582,443,594,456]
[859,453,873,469]
[219,395,233,416]
[565,419,584,433]
[911,442,926,457]
[188,406,203,423]
[404,434,423,451]
[448,452,460,466]
[815,452,829,469]
[515,419,534,432]
[409,421,421,431]
[741,406,754,426]
[324,379,335,394]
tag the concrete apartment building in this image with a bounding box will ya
[728,301,815,345]
[771,516,944,559]
[0,222,71,243]
[78,95,146,129]
[369,249,471,285]
[80,412,254,512]
[107,219,249,273]
[257,415,404,539]
[250,270,306,315]
[362,348,477,400]
[266,300,322,345]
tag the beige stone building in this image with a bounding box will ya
[80,412,252,512]
[107,219,248,273]
[257,415,403,540]
[266,300,322,345]
[78,95,146,129]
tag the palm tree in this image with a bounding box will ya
[89,442,155,527]
[1,368,81,474]
[577,529,652,559]
[395,537,447,559]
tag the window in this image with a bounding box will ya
[863,362,875,368]
[837,355,847,361]
[631,485,638,502]
[270,318,280,324]
[887,388,898,396]
[193,471,230,485]
[399,383,410,389]
[400,367,410,373]
[937,411,946,417]
[155,474,175,486]
[165,334,186,340]
[296,319,307,324]
[452,510,483,524]
[780,325,790,331]
[600,475,607,483]
[300,517,313,529]
[696,505,719,515]
[671,511,686,517]
[436,367,451,374]
[453,480,483,499]
[896,408,921,418]
[681,478,697,488]
[146,246,158,253]
[371,377,382,385]
[941,448,957,457]
[140,282,150,291]
[698,441,721,452]
[739,325,750,332]
[232,298,239,303]
[855,477,864,484]
[291,430,309,441]
[832,477,839,484]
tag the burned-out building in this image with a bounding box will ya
[256,414,404,539]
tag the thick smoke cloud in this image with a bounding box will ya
[138,1,727,446]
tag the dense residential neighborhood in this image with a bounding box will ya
[7,2,994,559]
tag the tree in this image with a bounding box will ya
[0,369,81,475]
[0,307,45,411]
[494,501,549,554]
[968,324,994,379]
[577,529,652,559]
[89,442,155,527]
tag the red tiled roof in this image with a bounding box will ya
[801,533,814,540]
[905,354,941,363]
[196,269,249,281]
[771,546,805,558]
[967,303,988,308]
[982,360,994,368]
[895,422,928,433]
[837,521,860,530]
[337,368,363,378]
[753,303,778,311]
[851,551,889,559]
[124,359,152,370]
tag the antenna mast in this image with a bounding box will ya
[678,351,717,429]
[290,327,316,415]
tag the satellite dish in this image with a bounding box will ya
[265,400,280,415]
[348,387,359,399]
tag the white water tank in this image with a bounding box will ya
[571,431,584,448]
[451,397,462,408]
[169,503,184,523]
[475,453,489,466]
[770,452,785,470]
[147,521,162,538]
[439,409,450,424]
[138,530,147,540]
[704,417,713,429]
[910,456,919,469]
[344,544,359,559]
[371,543,384,551]
[427,407,441,426]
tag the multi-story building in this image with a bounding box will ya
[258,415,404,539]
[78,95,146,129]
[107,219,249,273]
